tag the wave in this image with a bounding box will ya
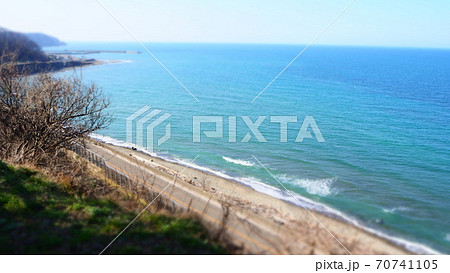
[232,176,440,254]
[90,133,141,150]
[383,206,411,213]
[277,175,337,197]
[222,156,255,167]
[88,133,441,254]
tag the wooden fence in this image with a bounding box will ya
[69,143,180,213]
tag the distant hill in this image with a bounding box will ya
[25,33,66,47]
[0,28,48,61]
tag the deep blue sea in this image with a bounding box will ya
[47,42,450,253]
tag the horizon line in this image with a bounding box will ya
[51,41,450,50]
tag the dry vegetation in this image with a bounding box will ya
[0,54,226,254]
[0,155,225,254]
[0,53,111,164]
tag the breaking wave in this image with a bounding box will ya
[222,156,255,167]
[277,175,337,197]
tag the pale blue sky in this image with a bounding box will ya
[1,0,450,48]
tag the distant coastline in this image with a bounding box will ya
[17,53,133,75]
[32,49,139,74]
[0,27,136,74]
[47,49,141,55]
[15,55,103,74]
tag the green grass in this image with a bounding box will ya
[0,160,225,254]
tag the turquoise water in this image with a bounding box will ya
[49,43,450,253]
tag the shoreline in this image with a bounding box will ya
[21,53,130,75]
[54,58,130,74]
[49,54,132,73]
[16,56,104,75]
[88,134,441,254]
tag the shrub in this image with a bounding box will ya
[0,53,111,163]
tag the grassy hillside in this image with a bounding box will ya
[0,160,225,254]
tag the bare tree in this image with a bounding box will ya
[0,53,111,163]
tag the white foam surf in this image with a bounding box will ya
[277,175,337,197]
[90,133,136,149]
[222,156,255,167]
[232,176,440,254]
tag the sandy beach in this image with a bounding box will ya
[86,139,412,254]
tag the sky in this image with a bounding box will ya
[1,0,450,48]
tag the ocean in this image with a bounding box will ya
[47,42,450,253]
